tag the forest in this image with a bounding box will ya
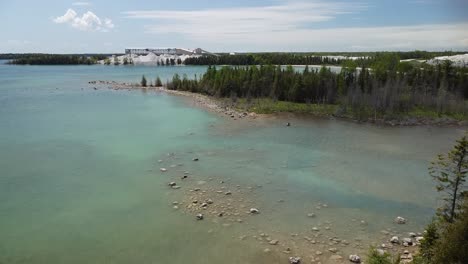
[5,54,114,65]
[184,51,467,66]
[167,53,468,120]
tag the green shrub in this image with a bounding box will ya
[367,247,399,264]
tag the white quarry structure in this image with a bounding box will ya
[100,47,213,66]
[125,48,206,56]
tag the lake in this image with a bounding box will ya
[0,63,464,263]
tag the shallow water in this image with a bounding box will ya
[0,63,464,263]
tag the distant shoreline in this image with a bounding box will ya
[89,80,467,127]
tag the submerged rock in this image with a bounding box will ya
[269,239,279,245]
[168,182,177,187]
[196,213,204,220]
[349,254,361,263]
[288,257,301,264]
[395,216,407,224]
[402,238,413,247]
[160,168,167,172]
[250,208,259,214]
[192,158,199,161]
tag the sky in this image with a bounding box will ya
[0,0,467,53]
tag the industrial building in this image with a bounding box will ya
[124,48,206,56]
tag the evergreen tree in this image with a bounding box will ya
[429,134,468,222]
[141,75,147,87]
[155,76,162,87]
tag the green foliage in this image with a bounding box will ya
[366,247,399,264]
[140,75,147,87]
[419,221,440,262]
[185,53,345,66]
[431,198,468,264]
[234,98,338,115]
[182,51,468,66]
[429,134,468,222]
[123,57,129,65]
[155,76,162,87]
[104,58,111,65]
[417,198,468,264]
[7,54,112,65]
[166,59,468,119]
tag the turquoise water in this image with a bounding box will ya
[0,62,465,263]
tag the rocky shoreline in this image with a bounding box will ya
[88,80,432,263]
[156,153,424,264]
[89,80,466,128]
[89,80,260,121]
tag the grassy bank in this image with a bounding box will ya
[229,98,338,115]
[221,98,467,123]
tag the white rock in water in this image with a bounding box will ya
[269,239,279,245]
[196,213,204,220]
[390,236,399,244]
[160,168,167,172]
[416,236,424,243]
[289,256,301,264]
[312,227,320,231]
[409,232,416,237]
[168,182,177,187]
[307,213,315,218]
[250,208,259,214]
[402,238,413,245]
[395,216,406,224]
[349,254,361,263]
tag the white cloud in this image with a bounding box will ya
[53,8,114,32]
[122,1,468,51]
[72,2,91,6]
[124,1,365,36]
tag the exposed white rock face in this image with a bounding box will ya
[427,54,468,67]
[99,52,203,66]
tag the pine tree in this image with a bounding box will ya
[141,75,147,87]
[429,134,468,222]
[155,76,162,87]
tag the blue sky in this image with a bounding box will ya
[1,0,467,53]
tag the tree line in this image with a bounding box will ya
[184,51,467,66]
[184,53,345,66]
[7,54,109,65]
[167,53,468,120]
